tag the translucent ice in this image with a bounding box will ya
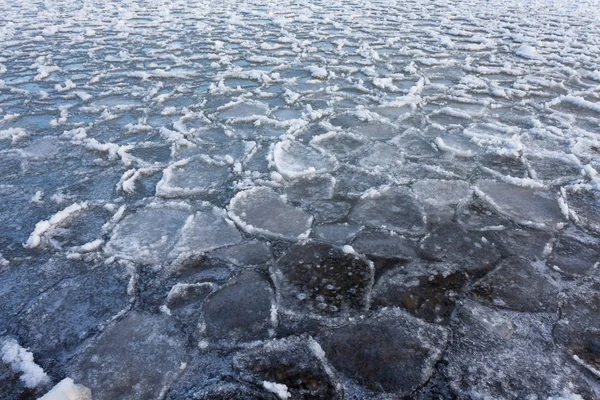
[228,187,313,240]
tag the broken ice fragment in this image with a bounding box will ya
[228,187,313,240]
[547,230,599,276]
[565,187,600,234]
[310,131,365,158]
[412,179,473,222]
[475,179,564,229]
[446,300,594,399]
[105,206,190,265]
[284,174,335,201]
[554,277,600,369]
[418,223,501,274]
[273,140,334,179]
[372,262,468,323]
[234,336,342,400]
[71,312,186,400]
[209,240,273,267]
[320,308,448,395]
[349,187,426,235]
[16,265,130,366]
[355,120,400,140]
[172,210,242,258]
[156,156,230,198]
[351,230,417,260]
[272,242,374,316]
[471,256,559,312]
[201,270,274,342]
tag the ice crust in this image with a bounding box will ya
[2,0,600,398]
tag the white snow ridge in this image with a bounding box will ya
[1,338,48,388]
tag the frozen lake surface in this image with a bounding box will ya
[1,0,600,398]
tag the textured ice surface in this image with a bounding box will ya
[106,205,241,265]
[320,308,448,396]
[272,243,374,317]
[471,256,559,312]
[273,140,335,179]
[233,336,342,399]
[418,222,502,274]
[155,156,231,198]
[372,262,468,323]
[173,210,243,258]
[105,206,190,264]
[445,301,597,399]
[474,179,565,229]
[70,312,187,400]
[228,187,313,240]
[200,270,274,343]
[2,0,600,398]
[349,187,427,234]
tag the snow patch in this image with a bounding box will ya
[39,378,92,400]
[1,338,48,388]
[262,381,291,400]
[24,202,89,248]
